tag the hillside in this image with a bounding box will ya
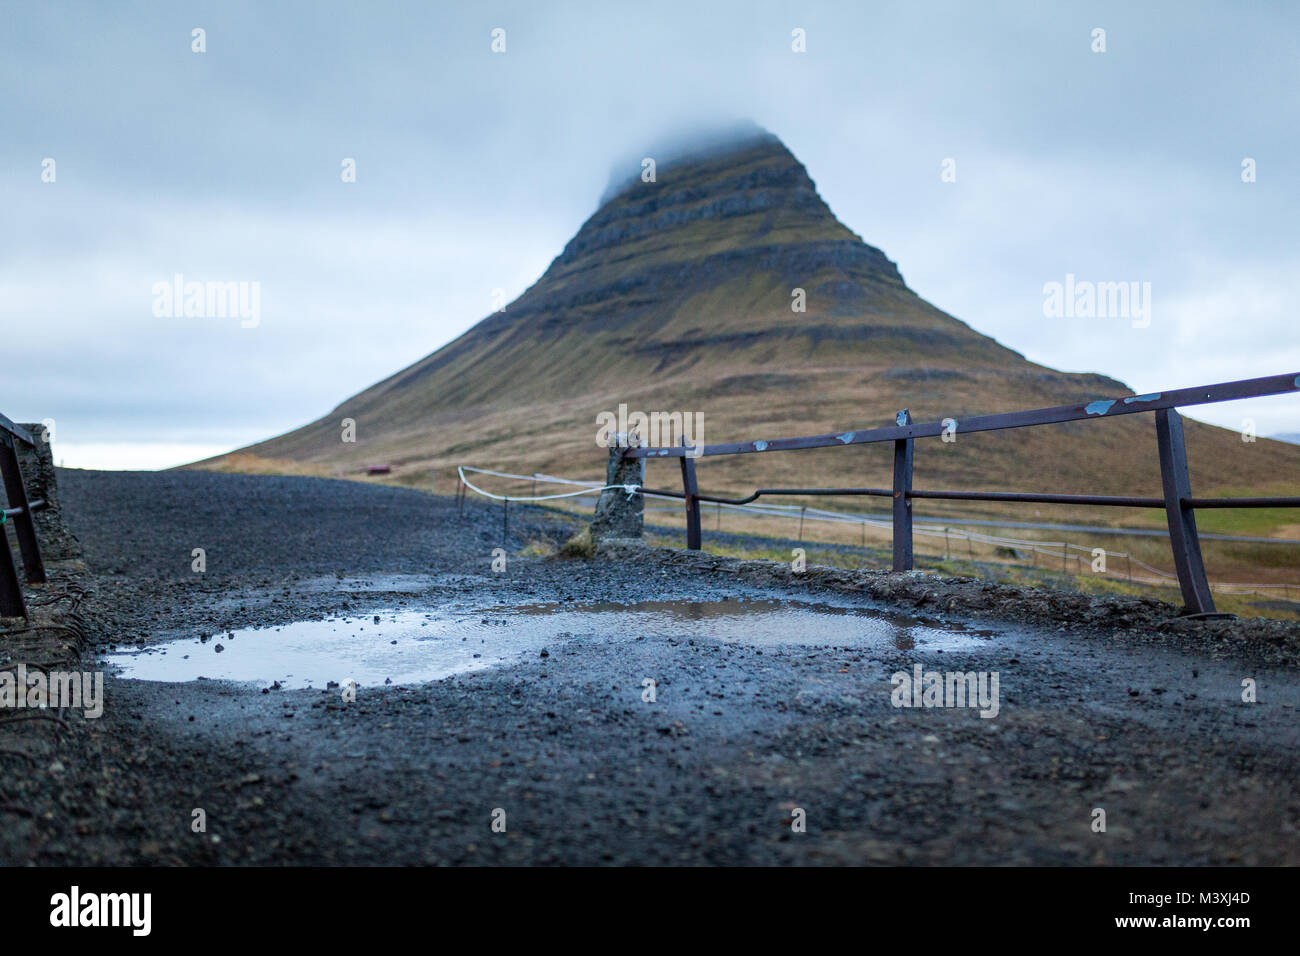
[198,125,1300,519]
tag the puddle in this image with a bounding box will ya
[106,611,541,690]
[494,598,994,651]
[106,598,996,690]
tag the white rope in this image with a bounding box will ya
[456,466,638,503]
[459,465,603,487]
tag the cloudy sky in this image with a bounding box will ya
[3,0,1297,468]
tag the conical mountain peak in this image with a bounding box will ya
[555,124,875,285]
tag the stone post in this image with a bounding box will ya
[591,433,644,542]
[16,423,83,564]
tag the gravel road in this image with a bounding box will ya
[2,468,1298,865]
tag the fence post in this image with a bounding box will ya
[15,422,80,565]
[0,516,25,617]
[1155,408,1216,614]
[591,433,645,542]
[679,438,701,550]
[891,409,914,571]
[0,431,45,584]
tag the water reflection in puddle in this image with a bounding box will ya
[498,598,992,652]
[106,598,995,689]
[107,611,527,690]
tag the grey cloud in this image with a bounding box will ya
[2,0,1297,460]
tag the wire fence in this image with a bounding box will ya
[456,466,1300,602]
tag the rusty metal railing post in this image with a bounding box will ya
[679,438,701,550]
[891,409,914,571]
[1155,408,1215,614]
[0,431,45,584]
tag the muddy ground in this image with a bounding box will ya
[2,469,1298,865]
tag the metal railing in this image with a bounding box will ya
[626,372,1300,618]
[0,413,48,618]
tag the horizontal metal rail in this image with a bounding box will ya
[0,412,35,447]
[911,490,1165,507]
[1,498,47,519]
[633,372,1300,617]
[641,486,891,505]
[1184,497,1299,509]
[624,372,1300,459]
[641,486,1300,511]
[642,486,1172,508]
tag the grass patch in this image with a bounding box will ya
[558,527,595,559]
[519,538,557,558]
[186,454,334,478]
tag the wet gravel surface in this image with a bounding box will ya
[3,469,1298,865]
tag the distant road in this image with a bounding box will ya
[908,512,1300,544]
[649,502,1299,544]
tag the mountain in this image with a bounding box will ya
[200,124,1300,516]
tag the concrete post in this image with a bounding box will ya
[591,433,644,542]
